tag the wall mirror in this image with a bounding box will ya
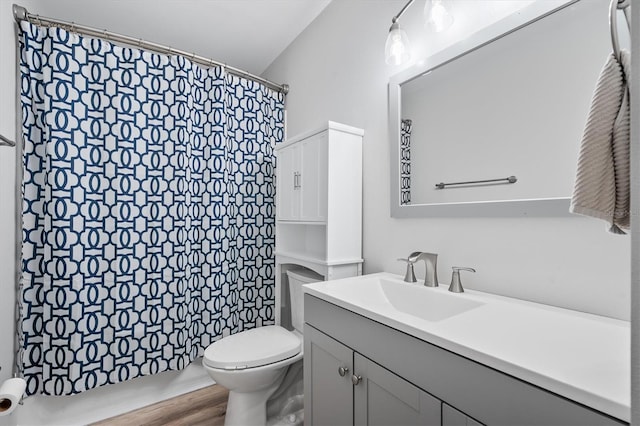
[389,0,612,217]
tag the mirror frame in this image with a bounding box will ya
[389,0,578,218]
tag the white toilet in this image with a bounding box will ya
[203,268,322,426]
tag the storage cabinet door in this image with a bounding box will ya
[276,144,299,221]
[299,132,327,222]
[353,353,441,426]
[305,325,353,426]
[443,403,484,426]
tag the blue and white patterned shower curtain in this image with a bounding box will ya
[18,22,284,396]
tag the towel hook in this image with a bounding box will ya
[610,0,631,62]
[609,0,621,61]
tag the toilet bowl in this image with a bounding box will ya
[203,268,322,426]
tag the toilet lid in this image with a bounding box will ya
[203,325,301,370]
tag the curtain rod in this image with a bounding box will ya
[0,134,15,147]
[12,4,289,95]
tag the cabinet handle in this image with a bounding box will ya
[351,374,362,386]
[338,366,349,377]
[293,172,301,189]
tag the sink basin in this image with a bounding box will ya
[305,274,484,322]
[377,278,484,321]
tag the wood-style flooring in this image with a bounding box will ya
[92,385,228,426]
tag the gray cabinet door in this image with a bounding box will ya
[443,403,484,426]
[353,353,441,426]
[305,325,353,426]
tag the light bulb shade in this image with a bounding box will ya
[424,0,454,33]
[385,21,411,66]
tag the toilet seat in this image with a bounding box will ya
[203,325,301,370]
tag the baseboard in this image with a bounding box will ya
[15,360,214,426]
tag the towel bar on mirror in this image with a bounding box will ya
[0,134,15,147]
[435,176,517,190]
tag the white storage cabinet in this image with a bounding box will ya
[274,122,363,324]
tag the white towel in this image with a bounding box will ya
[570,50,630,234]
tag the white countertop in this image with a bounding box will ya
[303,272,630,422]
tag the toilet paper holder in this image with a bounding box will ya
[0,366,25,407]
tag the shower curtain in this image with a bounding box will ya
[18,22,284,396]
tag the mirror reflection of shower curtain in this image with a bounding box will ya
[18,22,284,396]
[400,119,412,205]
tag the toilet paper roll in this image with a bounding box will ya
[0,378,26,416]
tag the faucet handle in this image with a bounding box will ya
[397,258,417,283]
[449,266,476,293]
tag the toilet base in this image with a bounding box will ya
[224,372,286,426]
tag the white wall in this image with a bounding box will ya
[0,1,212,425]
[263,0,630,321]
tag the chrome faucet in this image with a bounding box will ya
[398,251,439,287]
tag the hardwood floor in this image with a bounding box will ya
[92,385,228,426]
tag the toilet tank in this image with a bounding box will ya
[286,268,323,333]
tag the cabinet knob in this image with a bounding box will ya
[351,374,362,386]
[338,366,349,377]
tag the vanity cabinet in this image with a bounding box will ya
[304,294,627,426]
[274,122,363,325]
[305,325,441,426]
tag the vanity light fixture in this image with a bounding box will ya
[424,0,454,32]
[385,0,454,66]
[385,0,415,65]
[385,19,411,65]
